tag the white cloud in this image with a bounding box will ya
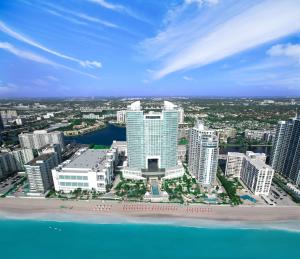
[185,0,219,7]
[267,43,300,63]
[142,0,300,79]
[182,76,193,81]
[45,9,89,26]
[74,12,118,28]
[87,0,124,11]
[87,0,149,23]
[0,42,57,66]
[0,42,99,79]
[0,20,102,69]
[42,3,118,28]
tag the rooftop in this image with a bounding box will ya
[64,149,108,170]
[247,157,273,170]
[27,153,54,166]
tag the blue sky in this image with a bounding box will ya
[0,0,300,97]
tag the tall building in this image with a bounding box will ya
[225,151,274,195]
[0,113,4,143]
[225,152,245,178]
[0,152,17,179]
[270,117,300,185]
[52,148,117,193]
[25,153,59,193]
[39,144,62,163]
[124,101,184,179]
[178,107,184,124]
[0,113,4,131]
[11,148,34,171]
[19,130,64,150]
[241,157,274,196]
[0,110,17,125]
[0,148,34,179]
[188,121,219,186]
[117,110,126,123]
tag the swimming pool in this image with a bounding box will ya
[240,195,257,203]
[151,183,160,196]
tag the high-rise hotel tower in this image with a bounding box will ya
[270,116,300,184]
[123,101,184,180]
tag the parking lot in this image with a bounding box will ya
[267,183,296,206]
[0,174,23,196]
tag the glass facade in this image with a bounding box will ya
[126,101,178,171]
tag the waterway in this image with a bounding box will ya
[65,124,271,156]
[65,124,126,146]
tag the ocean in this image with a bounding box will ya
[1,220,300,259]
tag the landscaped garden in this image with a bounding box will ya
[162,166,204,203]
[46,188,104,200]
[217,172,243,205]
[114,177,146,200]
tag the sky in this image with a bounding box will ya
[0,0,300,98]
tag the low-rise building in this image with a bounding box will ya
[245,129,274,142]
[52,148,117,193]
[82,113,100,120]
[215,128,237,143]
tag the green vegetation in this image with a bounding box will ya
[56,119,97,131]
[179,138,188,145]
[272,176,300,203]
[162,167,202,203]
[115,177,146,200]
[47,188,103,200]
[89,144,110,149]
[217,172,242,205]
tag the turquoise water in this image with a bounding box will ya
[151,183,160,195]
[240,195,257,203]
[1,220,300,259]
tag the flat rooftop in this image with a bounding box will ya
[27,153,54,166]
[65,149,108,170]
[247,157,273,170]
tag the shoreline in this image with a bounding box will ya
[1,198,300,231]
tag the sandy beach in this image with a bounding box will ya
[0,198,300,229]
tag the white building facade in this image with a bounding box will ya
[25,152,59,193]
[117,110,126,123]
[52,148,117,193]
[188,121,219,186]
[225,151,274,195]
[19,130,65,150]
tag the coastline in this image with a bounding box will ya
[1,198,300,231]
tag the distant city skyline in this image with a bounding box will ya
[1,0,300,97]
